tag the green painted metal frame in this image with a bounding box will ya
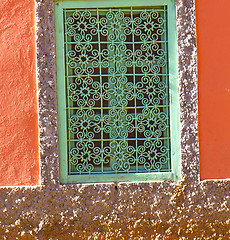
[54,0,180,184]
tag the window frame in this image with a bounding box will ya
[54,0,181,184]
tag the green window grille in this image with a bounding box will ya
[55,0,180,183]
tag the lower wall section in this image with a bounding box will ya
[0,0,229,238]
[0,181,229,239]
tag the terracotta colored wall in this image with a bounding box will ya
[196,0,230,179]
[0,0,39,185]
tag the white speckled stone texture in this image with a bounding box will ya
[0,0,229,239]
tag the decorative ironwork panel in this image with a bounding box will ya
[63,7,171,175]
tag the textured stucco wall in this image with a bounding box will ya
[0,0,229,239]
[0,0,39,185]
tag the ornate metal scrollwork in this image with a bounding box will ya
[64,7,171,174]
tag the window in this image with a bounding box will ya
[54,0,180,183]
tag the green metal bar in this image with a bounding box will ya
[65,105,170,109]
[67,172,174,183]
[167,0,181,181]
[54,2,68,184]
[60,0,168,8]
[67,137,171,141]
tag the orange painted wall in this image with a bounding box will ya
[0,0,39,185]
[196,0,230,179]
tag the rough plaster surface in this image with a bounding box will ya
[0,0,39,186]
[0,0,229,239]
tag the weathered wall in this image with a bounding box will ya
[0,0,229,186]
[0,0,229,239]
[0,180,229,239]
[0,0,39,186]
[196,0,230,179]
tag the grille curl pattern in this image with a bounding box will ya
[64,7,171,174]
